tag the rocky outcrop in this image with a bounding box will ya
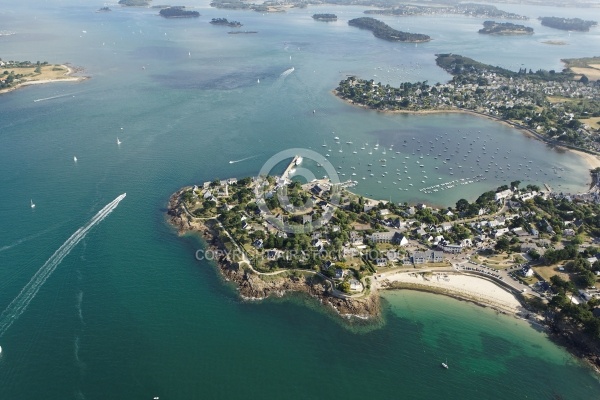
[166,188,382,321]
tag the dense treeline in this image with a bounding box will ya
[539,17,597,32]
[210,18,242,27]
[312,14,337,21]
[478,21,533,35]
[348,17,430,43]
[159,7,200,18]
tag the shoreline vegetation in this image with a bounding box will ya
[478,20,534,35]
[348,17,431,43]
[0,61,86,95]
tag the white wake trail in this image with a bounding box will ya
[279,67,295,78]
[0,193,126,337]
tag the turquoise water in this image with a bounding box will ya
[0,1,600,398]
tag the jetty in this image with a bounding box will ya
[281,155,302,183]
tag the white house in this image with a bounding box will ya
[495,189,513,201]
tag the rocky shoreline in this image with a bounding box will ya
[167,187,600,374]
[166,188,381,321]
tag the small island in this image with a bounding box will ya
[118,0,151,6]
[539,17,597,32]
[96,6,111,12]
[210,18,242,27]
[478,21,533,35]
[348,17,431,43]
[312,14,337,22]
[0,60,86,95]
[159,6,200,18]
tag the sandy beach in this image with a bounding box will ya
[374,271,524,314]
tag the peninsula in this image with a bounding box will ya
[364,3,527,20]
[312,14,337,22]
[348,17,431,43]
[168,162,600,368]
[0,60,85,95]
[539,16,598,32]
[335,54,600,154]
[159,7,200,18]
[478,21,534,35]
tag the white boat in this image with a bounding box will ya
[73,156,77,162]
[0,345,2,354]
[441,359,448,369]
[295,156,303,165]
[117,137,122,145]
[322,140,327,147]
[30,199,35,209]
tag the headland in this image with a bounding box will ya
[0,61,86,95]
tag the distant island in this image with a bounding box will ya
[210,18,242,27]
[312,14,337,22]
[0,60,86,95]
[478,21,534,35]
[539,17,598,32]
[159,7,200,18]
[96,6,111,12]
[365,3,527,20]
[118,0,150,6]
[348,17,431,43]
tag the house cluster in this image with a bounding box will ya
[339,62,600,152]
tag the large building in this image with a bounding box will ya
[412,250,444,264]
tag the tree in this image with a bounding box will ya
[456,198,469,212]
[495,237,510,252]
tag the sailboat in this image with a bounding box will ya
[73,156,78,162]
[117,137,122,145]
[441,359,448,369]
[257,78,260,84]
[30,199,35,209]
[322,140,327,147]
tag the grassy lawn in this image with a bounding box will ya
[580,116,600,128]
[534,265,571,282]
[546,95,575,104]
[2,64,71,82]
[478,253,518,269]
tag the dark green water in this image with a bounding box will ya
[0,1,599,398]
